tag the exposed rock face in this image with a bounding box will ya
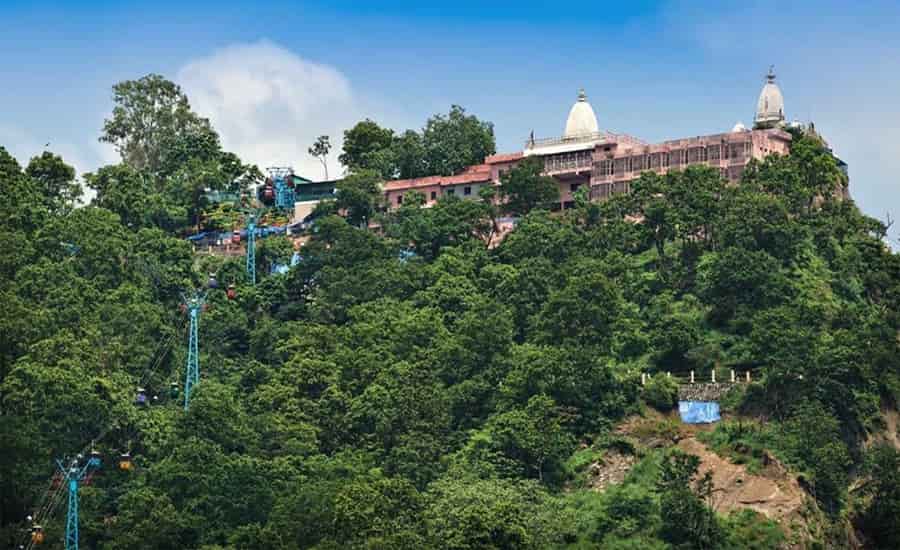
[599,412,822,548]
[676,437,805,520]
[587,451,638,492]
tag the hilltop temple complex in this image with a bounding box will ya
[382,68,832,211]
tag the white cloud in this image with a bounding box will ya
[177,40,356,180]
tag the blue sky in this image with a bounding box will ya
[2,0,899,236]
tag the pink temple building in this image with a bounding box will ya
[383,69,814,210]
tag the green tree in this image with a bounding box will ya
[422,105,496,176]
[308,134,332,180]
[858,444,900,548]
[498,156,559,216]
[656,450,724,549]
[339,119,396,178]
[25,151,81,213]
[483,394,575,482]
[392,129,427,179]
[531,269,622,349]
[100,73,213,175]
[334,169,383,227]
[423,477,560,549]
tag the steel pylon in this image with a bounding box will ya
[182,292,205,410]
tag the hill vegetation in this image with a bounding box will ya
[2,74,900,549]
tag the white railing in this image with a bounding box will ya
[526,132,605,149]
[525,130,647,150]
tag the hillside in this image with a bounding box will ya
[2,79,900,550]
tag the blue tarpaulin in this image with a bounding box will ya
[678,401,721,424]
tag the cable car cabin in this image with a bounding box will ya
[88,449,102,468]
[180,303,187,314]
[169,382,179,399]
[50,471,62,489]
[207,273,219,289]
[226,284,236,300]
[231,230,241,244]
[83,470,97,486]
[31,525,44,544]
[263,186,275,200]
[118,453,133,471]
[135,388,148,406]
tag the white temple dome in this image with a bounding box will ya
[564,88,599,137]
[754,66,785,127]
[731,121,747,132]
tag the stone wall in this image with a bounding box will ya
[678,382,737,401]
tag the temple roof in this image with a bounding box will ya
[564,88,600,138]
[755,66,785,127]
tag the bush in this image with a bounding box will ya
[643,374,678,412]
[722,509,786,549]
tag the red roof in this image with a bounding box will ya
[485,151,523,164]
[383,165,493,192]
[382,175,442,191]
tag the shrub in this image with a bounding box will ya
[643,374,678,412]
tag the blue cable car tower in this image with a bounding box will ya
[245,213,257,285]
[268,167,295,210]
[56,452,101,550]
[182,292,206,410]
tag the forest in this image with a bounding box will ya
[2,74,900,549]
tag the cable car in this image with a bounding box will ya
[285,175,295,188]
[50,471,62,490]
[135,388,147,406]
[88,449,101,468]
[169,382,179,399]
[31,525,44,544]
[207,273,219,289]
[263,186,275,200]
[226,284,236,300]
[180,304,187,314]
[118,453,133,471]
[231,230,241,244]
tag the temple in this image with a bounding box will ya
[383,68,817,210]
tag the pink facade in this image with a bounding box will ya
[383,163,495,208]
[383,128,791,211]
[589,127,791,202]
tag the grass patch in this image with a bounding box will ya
[696,420,780,474]
[629,416,681,445]
[564,446,605,483]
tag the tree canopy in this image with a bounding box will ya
[338,105,496,180]
[2,78,899,550]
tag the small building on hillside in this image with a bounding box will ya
[290,174,338,223]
